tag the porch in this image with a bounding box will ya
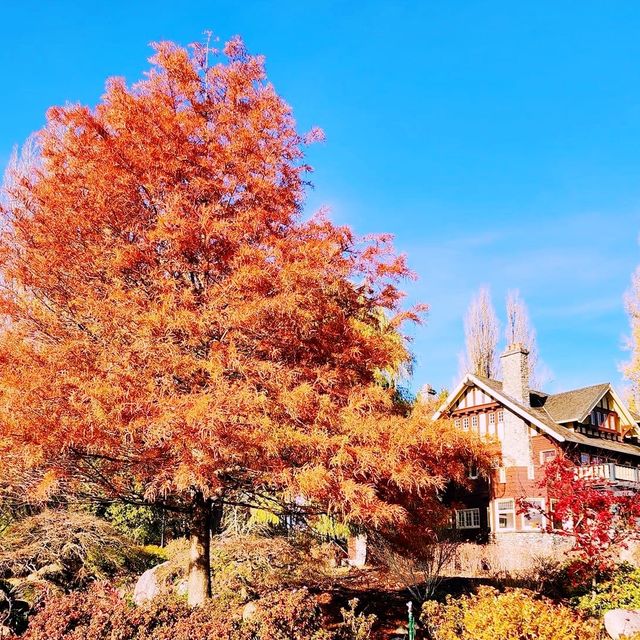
[576,462,640,485]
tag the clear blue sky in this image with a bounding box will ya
[2,1,640,395]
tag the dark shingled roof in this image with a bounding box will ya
[541,383,610,424]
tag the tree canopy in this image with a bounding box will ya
[0,36,490,603]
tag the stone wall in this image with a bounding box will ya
[451,533,573,577]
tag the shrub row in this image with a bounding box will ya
[11,583,331,640]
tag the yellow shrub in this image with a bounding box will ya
[421,586,600,640]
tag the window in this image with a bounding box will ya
[540,450,556,465]
[454,418,461,429]
[462,417,469,430]
[496,499,515,530]
[471,415,478,428]
[456,508,480,529]
[497,410,504,423]
[468,465,479,479]
[603,413,617,432]
[580,452,590,465]
[488,412,495,425]
[522,498,545,530]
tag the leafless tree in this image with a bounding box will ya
[505,290,544,388]
[624,267,640,413]
[369,530,462,602]
[462,287,500,379]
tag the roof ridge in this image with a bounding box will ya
[547,382,610,399]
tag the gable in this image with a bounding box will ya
[593,389,639,438]
[450,385,496,412]
[434,374,566,443]
[543,383,610,424]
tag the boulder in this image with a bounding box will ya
[133,562,169,605]
[604,609,640,640]
[242,601,258,622]
[176,579,188,597]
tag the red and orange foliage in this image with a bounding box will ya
[535,454,640,573]
[0,36,491,601]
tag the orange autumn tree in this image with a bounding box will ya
[0,37,489,605]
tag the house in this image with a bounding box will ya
[433,343,640,548]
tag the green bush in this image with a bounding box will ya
[103,503,165,546]
[574,563,640,617]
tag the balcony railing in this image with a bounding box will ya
[576,463,640,484]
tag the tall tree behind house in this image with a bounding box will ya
[462,287,500,379]
[505,289,541,388]
[624,266,640,412]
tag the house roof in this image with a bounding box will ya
[433,374,640,459]
[541,383,610,424]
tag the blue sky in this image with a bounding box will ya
[1,1,640,395]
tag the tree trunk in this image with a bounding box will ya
[187,492,212,607]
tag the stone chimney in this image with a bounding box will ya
[500,343,530,406]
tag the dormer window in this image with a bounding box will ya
[593,410,619,433]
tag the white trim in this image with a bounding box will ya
[469,375,566,442]
[495,498,516,532]
[435,377,636,441]
[432,376,473,420]
[608,386,638,433]
[434,374,566,442]
[555,384,637,432]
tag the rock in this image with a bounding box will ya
[0,625,12,638]
[242,601,258,622]
[176,579,188,597]
[604,609,640,639]
[133,562,169,605]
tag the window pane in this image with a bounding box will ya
[498,512,514,529]
[456,508,480,529]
